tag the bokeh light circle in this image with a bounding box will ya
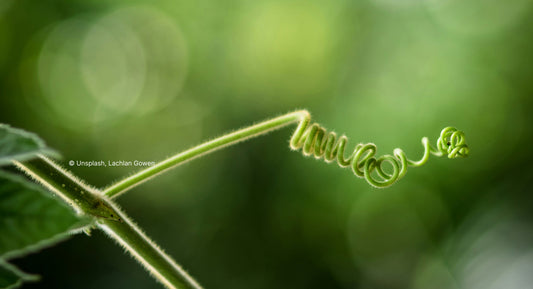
[413,204,533,289]
[33,6,188,129]
[81,16,147,113]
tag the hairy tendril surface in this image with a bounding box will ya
[289,114,469,188]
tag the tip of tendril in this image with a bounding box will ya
[439,127,469,158]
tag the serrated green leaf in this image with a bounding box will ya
[0,259,38,289]
[0,170,89,260]
[0,124,60,166]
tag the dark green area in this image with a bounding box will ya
[0,260,38,289]
[1,0,533,288]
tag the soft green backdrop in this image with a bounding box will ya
[1,0,533,288]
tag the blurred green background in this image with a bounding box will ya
[1,0,533,288]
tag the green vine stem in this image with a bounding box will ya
[104,110,468,197]
[11,110,468,289]
[103,110,311,198]
[13,156,202,289]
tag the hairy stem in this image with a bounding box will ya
[103,110,310,198]
[13,156,202,289]
[104,109,468,193]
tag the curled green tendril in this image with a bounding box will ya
[290,115,469,188]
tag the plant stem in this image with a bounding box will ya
[11,110,310,289]
[103,110,310,198]
[98,207,203,289]
[14,156,202,289]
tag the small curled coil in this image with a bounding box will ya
[289,115,469,188]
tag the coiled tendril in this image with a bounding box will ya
[290,114,469,188]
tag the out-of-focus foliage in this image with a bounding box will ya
[0,124,59,165]
[1,0,533,288]
[0,171,83,260]
[0,170,85,289]
[0,126,83,289]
